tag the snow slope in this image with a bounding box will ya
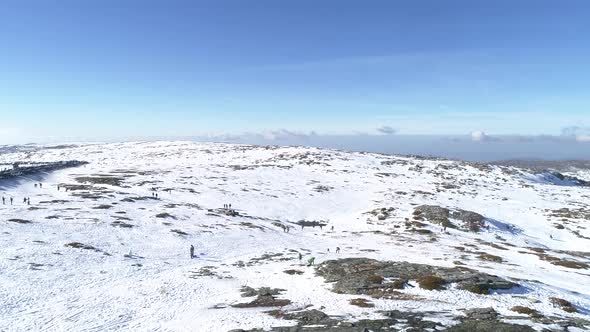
[0,141,589,331]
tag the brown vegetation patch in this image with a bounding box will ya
[511,306,542,318]
[417,275,445,290]
[477,253,503,263]
[349,298,374,308]
[550,297,578,313]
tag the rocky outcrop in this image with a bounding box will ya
[0,160,88,179]
[316,258,517,296]
[232,287,291,308]
[413,205,485,232]
[446,320,535,332]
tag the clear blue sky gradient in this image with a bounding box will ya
[1,0,590,143]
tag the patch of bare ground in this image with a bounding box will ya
[550,297,578,313]
[155,212,177,219]
[170,229,188,236]
[232,287,291,308]
[417,275,446,290]
[477,253,504,263]
[524,249,589,269]
[7,218,33,224]
[349,298,374,308]
[75,176,125,186]
[511,306,543,318]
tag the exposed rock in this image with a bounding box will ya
[316,258,517,296]
[446,320,535,332]
[462,308,498,321]
[250,309,443,331]
[75,176,125,186]
[232,287,291,308]
[8,218,33,224]
[414,205,485,232]
[296,220,328,228]
[0,160,88,180]
[266,309,334,325]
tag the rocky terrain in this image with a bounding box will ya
[1,141,589,331]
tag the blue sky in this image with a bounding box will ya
[1,0,590,149]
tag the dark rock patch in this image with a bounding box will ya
[92,204,113,209]
[447,320,535,332]
[7,218,33,224]
[232,287,291,308]
[316,258,517,296]
[170,229,188,236]
[111,221,134,228]
[349,298,374,308]
[296,220,328,229]
[75,176,125,186]
[414,205,486,232]
[550,297,578,313]
[155,212,177,219]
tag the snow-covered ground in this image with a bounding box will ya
[0,141,589,331]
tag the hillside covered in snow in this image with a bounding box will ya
[1,141,589,331]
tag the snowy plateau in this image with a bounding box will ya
[1,141,589,332]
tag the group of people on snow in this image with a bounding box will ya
[2,196,30,205]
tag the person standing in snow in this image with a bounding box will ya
[39,183,42,188]
[2,196,5,205]
[27,198,30,205]
[190,245,195,259]
[298,252,302,261]
[336,247,340,254]
[10,197,13,205]
[23,197,27,204]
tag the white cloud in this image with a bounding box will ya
[471,131,492,142]
[561,126,590,143]
[201,129,317,142]
[376,126,396,135]
[255,129,316,141]
[561,126,590,137]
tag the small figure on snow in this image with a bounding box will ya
[190,245,195,259]
[336,247,340,254]
[307,257,315,266]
